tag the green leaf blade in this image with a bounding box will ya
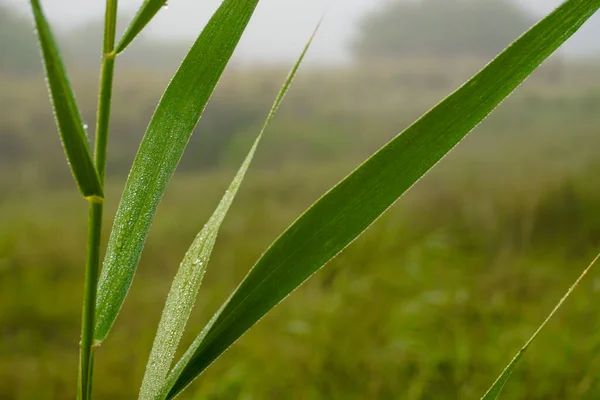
[138,25,320,400]
[94,0,261,342]
[116,0,168,53]
[481,352,525,400]
[165,1,600,397]
[30,0,103,200]
[481,252,600,400]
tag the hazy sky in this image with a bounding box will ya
[6,0,600,63]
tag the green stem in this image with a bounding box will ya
[78,201,103,399]
[95,0,118,182]
[95,54,116,182]
[77,0,118,399]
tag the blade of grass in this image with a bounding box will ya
[481,251,600,400]
[115,0,168,53]
[94,0,261,343]
[164,1,600,397]
[139,24,320,400]
[30,0,103,201]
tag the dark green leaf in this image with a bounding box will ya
[165,1,600,397]
[30,0,103,200]
[94,0,261,342]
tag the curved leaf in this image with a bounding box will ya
[94,0,261,342]
[30,0,103,201]
[165,1,600,397]
[139,25,320,400]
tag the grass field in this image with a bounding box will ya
[2,158,600,398]
[1,61,600,399]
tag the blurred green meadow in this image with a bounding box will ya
[2,60,600,399]
[2,1,600,399]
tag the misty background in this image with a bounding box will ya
[2,0,600,64]
[2,1,600,399]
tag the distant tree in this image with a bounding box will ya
[352,0,535,60]
[0,4,40,75]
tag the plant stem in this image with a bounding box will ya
[78,201,103,400]
[77,0,118,399]
[95,0,118,182]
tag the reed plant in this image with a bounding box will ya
[29,0,600,398]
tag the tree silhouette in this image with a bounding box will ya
[353,0,534,60]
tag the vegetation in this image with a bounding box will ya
[352,0,534,60]
[1,0,599,399]
[2,149,600,399]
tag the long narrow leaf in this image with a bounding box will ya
[139,25,320,400]
[94,0,261,342]
[116,0,168,53]
[30,0,103,201]
[165,1,600,397]
[482,252,600,399]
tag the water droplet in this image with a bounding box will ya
[163,2,169,9]
[83,124,88,130]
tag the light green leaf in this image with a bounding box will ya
[164,1,600,397]
[94,0,261,342]
[116,0,168,53]
[139,24,320,400]
[30,0,103,201]
[481,252,600,400]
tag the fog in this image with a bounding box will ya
[2,1,600,398]
[4,0,600,63]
